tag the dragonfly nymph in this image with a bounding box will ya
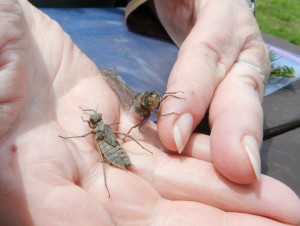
[58,107,152,197]
[101,68,185,136]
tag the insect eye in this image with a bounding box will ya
[145,95,154,105]
[147,95,152,102]
[151,92,159,99]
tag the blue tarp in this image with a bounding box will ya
[41,8,300,96]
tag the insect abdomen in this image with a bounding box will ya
[99,140,133,169]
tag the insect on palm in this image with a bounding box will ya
[58,107,152,197]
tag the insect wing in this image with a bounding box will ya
[101,68,136,109]
[102,124,119,147]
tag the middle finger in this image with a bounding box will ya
[124,141,300,224]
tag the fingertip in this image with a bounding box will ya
[208,67,265,184]
[209,98,263,184]
[157,112,194,153]
[242,135,261,181]
[174,113,194,154]
[211,121,261,184]
[157,80,212,151]
[157,83,208,152]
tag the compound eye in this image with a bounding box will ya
[146,95,152,103]
[145,95,154,106]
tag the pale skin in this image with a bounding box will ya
[155,0,271,184]
[0,0,299,226]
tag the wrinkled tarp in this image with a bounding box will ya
[41,8,300,96]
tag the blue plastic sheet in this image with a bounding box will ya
[41,8,300,96]
[265,45,300,95]
[41,8,177,95]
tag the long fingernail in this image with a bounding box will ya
[174,113,193,154]
[242,135,261,181]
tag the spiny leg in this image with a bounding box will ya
[160,91,186,105]
[79,106,98,114]
[114,131,153,154]
[80,116,95,129]
[58,131,93,139]
[160,112,179,117]
[124,113,151,140]
[137,113,151,132]
[158,91,185,115]
[95,137,111,198]
[164,91,184,95]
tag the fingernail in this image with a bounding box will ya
[242,135,261,181]
[174,113,193,154]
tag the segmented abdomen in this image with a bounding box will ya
[99,139,133,169]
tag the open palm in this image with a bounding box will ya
[0,1,299,225]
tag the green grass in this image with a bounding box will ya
[256,0,300,46]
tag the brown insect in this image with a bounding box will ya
[58,107,152,197]
[101,68,185,136]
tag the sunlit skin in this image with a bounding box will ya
[0,1,299,225]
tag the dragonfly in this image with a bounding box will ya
[101,68,185,136]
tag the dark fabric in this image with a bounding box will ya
[29,0,169,40]
[126,1,170,40]
[29,0,128,7]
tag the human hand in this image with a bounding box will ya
[154,0,271,184]
[1,0,299,225]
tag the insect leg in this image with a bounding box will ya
[94,137,111,198]
[79,107,98,128]
[58,131,93,139]
[160,112,179,117]
[163,91,184,96]
[157,91,186,114]
[80,116,95,128]
[125,113,151,139]
[114,131,153,154]
[138,113,151,131]
[159,91,186,105]
[152,109,179,118]
[79,106,97,115]
[108,116,121,127]
[165,91,184,94]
